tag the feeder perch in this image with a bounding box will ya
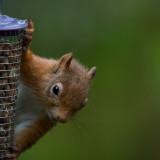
[0,1,28,158]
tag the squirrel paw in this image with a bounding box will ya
[7,145,20,160]
[22,19,34,53]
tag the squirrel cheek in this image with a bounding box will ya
[58,109,68,121]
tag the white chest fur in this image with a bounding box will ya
[15,83,47,125]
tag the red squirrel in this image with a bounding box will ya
[7,20,96,159]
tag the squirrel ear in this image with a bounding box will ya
[59,53,72,69]
[87,67,96,80]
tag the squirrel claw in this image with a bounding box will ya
[26,19,33,29]
[7,145,20,160]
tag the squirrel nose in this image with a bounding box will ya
[51,115,66,123]
[51,116,59,122]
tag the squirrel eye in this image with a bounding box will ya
[51,83,63,96]
[53,85,59,95]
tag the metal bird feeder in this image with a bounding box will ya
[0,1,28,158]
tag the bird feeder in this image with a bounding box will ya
[0,1,28,158]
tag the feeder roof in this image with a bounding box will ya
[0,15,28,31]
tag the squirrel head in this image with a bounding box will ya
[39,53,96,123]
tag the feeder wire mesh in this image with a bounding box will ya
[0,30,23,159]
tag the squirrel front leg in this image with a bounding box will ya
[8,116,56,159]
[20,20,39,88]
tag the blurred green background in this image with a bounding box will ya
[3,0,160,159]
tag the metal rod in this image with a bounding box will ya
[0,0,1,15]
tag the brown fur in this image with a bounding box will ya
[8,20,96,159]
[8,116,55,159]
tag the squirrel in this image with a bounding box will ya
[7,20,96,159]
